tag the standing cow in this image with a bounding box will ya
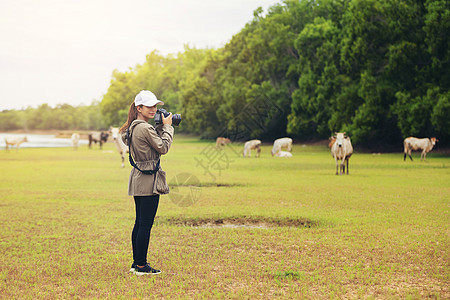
[243,140,261,157]
[71,133,80,150]
[88,131,109,149]
[403,137,438,161]
[5,136,28,152]
[331,132,353,175]
[110,127,129,168]
[271,137,292,156]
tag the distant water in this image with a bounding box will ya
[0,133,88,149]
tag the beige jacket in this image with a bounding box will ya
[122,120,174,196]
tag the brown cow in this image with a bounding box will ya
[216,137,231,148]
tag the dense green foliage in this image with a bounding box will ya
[2,0,448,146]
[100,0,449,146]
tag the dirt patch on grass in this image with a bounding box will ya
[158,216,316,228]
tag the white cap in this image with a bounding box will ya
[134,90,164,107]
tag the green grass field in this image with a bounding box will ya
[0,135,448,299]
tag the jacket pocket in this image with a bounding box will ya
[154,170,170,194]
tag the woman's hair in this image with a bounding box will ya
[119,103,142,133]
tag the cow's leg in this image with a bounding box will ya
[408,150,413,161]
[346,158,349,174]
[121,155,125,168]
[421,151,426,161]
[403,143,407,161]
[335,158,339,175]
[340,155,346,175]
[339,160,344,175]
[99,141,103,150]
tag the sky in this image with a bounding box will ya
[0,0,281,111]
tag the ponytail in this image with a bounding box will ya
[119,103,141,133]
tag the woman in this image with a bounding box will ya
[119,90,174,275]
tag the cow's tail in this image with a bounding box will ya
[403,140,408,160]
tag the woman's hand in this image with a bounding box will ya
[162,112,173,125]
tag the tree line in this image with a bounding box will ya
[0,102,106,131]
[101,0,449,147]
[2,0,448,148]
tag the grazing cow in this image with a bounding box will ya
[274,151,292,157]
[331,132,353,175]
[403,137,438,161]
[243,140,261,157]
[71,133,80,150]
[110,127,129,168]
[5,136,28,152]
[216,137,231,148]
[271,137,292,156]
[88,131,109,149]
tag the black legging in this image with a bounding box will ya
[132,195,160,266]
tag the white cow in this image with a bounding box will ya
[403,137,438,161]
[5,136,28,152]
[271,137,292,156]
[330,132,353,175]
[243,140,261,157]
[274,151,292,157]
[110,127,129,168]
[71,133,80,150]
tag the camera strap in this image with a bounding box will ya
[126,128,160,175]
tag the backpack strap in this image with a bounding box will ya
[126,127,160,175]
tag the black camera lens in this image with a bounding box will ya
[171,113,181,126]
[154,108,182,126]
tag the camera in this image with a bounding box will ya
[154,108,182,126]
